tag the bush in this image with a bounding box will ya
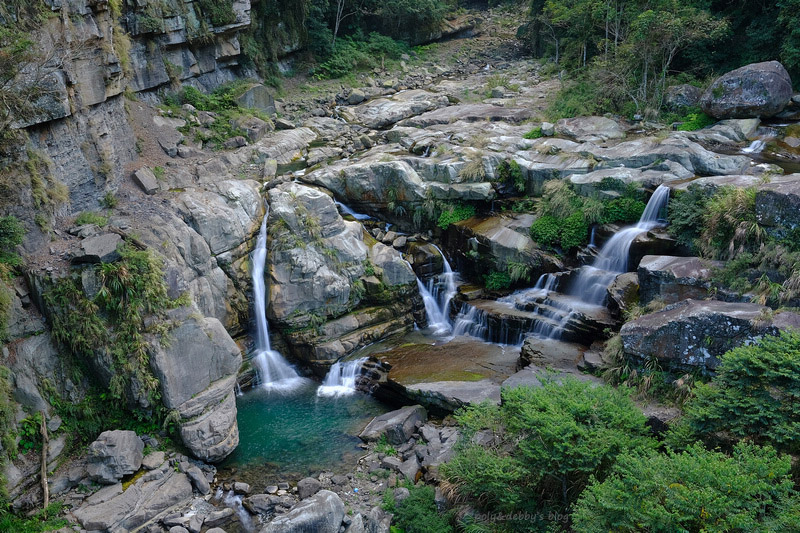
[484,270,511,290]
[671,330,800,454]
[436,204,475,230]
[699,186,765,259]
[601,196,646,224]
[573,442,799,532]
[442,380,655,529]
[523,126,543,139]
[676,107,716,131]
[529,215,560,247]
[384,484,454,533]
[74,211,108,227]
[497,159,525,193]
[560,210,588,250]
[667,184,710,253]
[317,32,409,79]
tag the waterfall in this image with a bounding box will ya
[417,245,458,335]
[569,185,670,305]
[335,201,372,220]
[317,358,368,397]
[742,140,766,154]
[251,209,303,389]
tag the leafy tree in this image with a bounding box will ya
[671,330,800,454]
[573,442,800,532]
[442,379,655,530]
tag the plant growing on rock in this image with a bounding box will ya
[436,203,475,230]
[699,186,765,260]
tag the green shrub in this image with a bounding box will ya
[0,502,68,533]
[671,330,800,454]
[699,186,764,259]
[484,270,511,290]
[560,210,588,250]
[601,196,646,224]
[384,484,454,533]
[194,0,236,26]
[442,380,655,528]
[0,215,24,266]
[496,159,525,193]
[667,184,710,253]
[317,32,409,79]
[546,76,611,120]
[0,365,16,462]
[437,204,475,230]
[676,107,716,131]
[523,126,543,139]
[529,215,560,247]
[573,442,799,532]
[74,211,108,227]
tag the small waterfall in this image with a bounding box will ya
[317,357,368,397]
[742,140,766,154]
[417,245,458,335]
[220,489,255,532]
[335,201,372,220]
[589,226,597,248]
[569,185,670,305]
[251,210,303,389]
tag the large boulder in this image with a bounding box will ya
[755,173,800,235]
[359,405,427,445]
[341,89,450,129]
[620,299,800,371]
[555,116,625,142]
[701,61,793,119]
[262,490,345,533]
[149,306,242,462]
[637,255,722,305]
[87,430,144,484]
[665,84,703,111]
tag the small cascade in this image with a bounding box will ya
[569,185,670,305]
[335,201,372,220]
[317,358,368,397]
[589,226,597,248]
[742,140,766,154]
[417,245,458,335]
[218,489,255,532]
[251,210,304,390]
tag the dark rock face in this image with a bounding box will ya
[637,255,722,306]
[620,299,800,371]
[701,61,793,119]
[665,84,703,111]
[755,173,800,235]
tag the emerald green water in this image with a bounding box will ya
[219,380,388,484]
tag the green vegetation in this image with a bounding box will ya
[671,331,800,454]
[496,159,525,193]
[573,443,800,532]
[316,32,410,79]
[74,211,108,227]
[483,270,511,290]
[523,126,543,139]
[0,215,24,267]
[45,246,184,420]
[383,483,454,533]
[443,380,654,530]
[436,204,475,230]
[674,107,716,131]
[0,502,68,533]
[195,0,236,27]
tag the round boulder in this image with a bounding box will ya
[701,61,793,119]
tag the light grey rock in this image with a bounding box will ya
[297,477,322,499]
[368,242,416,286]
[141,451,166,470]
[233,481,251,494]
[263,158,278,179]
[555,116,625,142]
[540,121,555,136]
[702,61,793,119]
[185,465,211,495]
[398,456,420,482]
[359,405,427,445]
[348,89,366,105]
[204,508,235,528]
[170,526,190,533]
[74,233,122,264]
[261,490,345,533]
[275,118,295,130]
[133,167,159,195]
[393,488,410,505]
[398,103,532,128]
[637,256,722,305]
[235,116,271,142]
[342,89,450,129]
[407,380,501,413]
[621,299,800,371]
[345,513,365,533]
[237,84,276,115]
[87,430,144,484]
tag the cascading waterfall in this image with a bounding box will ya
[335,201,372,220]
[569,184,670,305]
[251,209,303,389]
[317,357,369,397]
[216,489,255,532]
[417,245,458,335]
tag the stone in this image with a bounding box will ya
[665,84,703,110]
[185,465,211,495]
[348,89,367,105]
[141,451,166,470]
[263,159,278,179]
[235,116,271,142]
[359,405,427,445]
[297,477,322,499]
[234,482,251,494]
[244,494,282,515]
[206,529,227,533]
[204,508,235,528]
[398,103,532,128]
[369,242,416,286]
[637,256,723,306]
[331,474,348,486]
[755,174,800,233]
[275,118,295,130]
[490,86,505,98]
[341,89,450,129]
[133,167,159,195]
[262,490,345,533]
[555,116,625,142]
[87,430,144,484]
[170,527,190,533]
[701,61,793,119]
[407,380,501,413]
[621,299,800,371]
[73,233,122,264]
[236,84,276,115]
[222,136,247,149]
[607,272,639,318]
[540,121,555,136]
[345,513,365,533]
[398,456,420,483]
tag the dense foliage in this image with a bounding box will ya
[671,330,800,454]
[437,203,476,229]
[383,483,454,533]
[442,380,654,530]
[573,443,800,532]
